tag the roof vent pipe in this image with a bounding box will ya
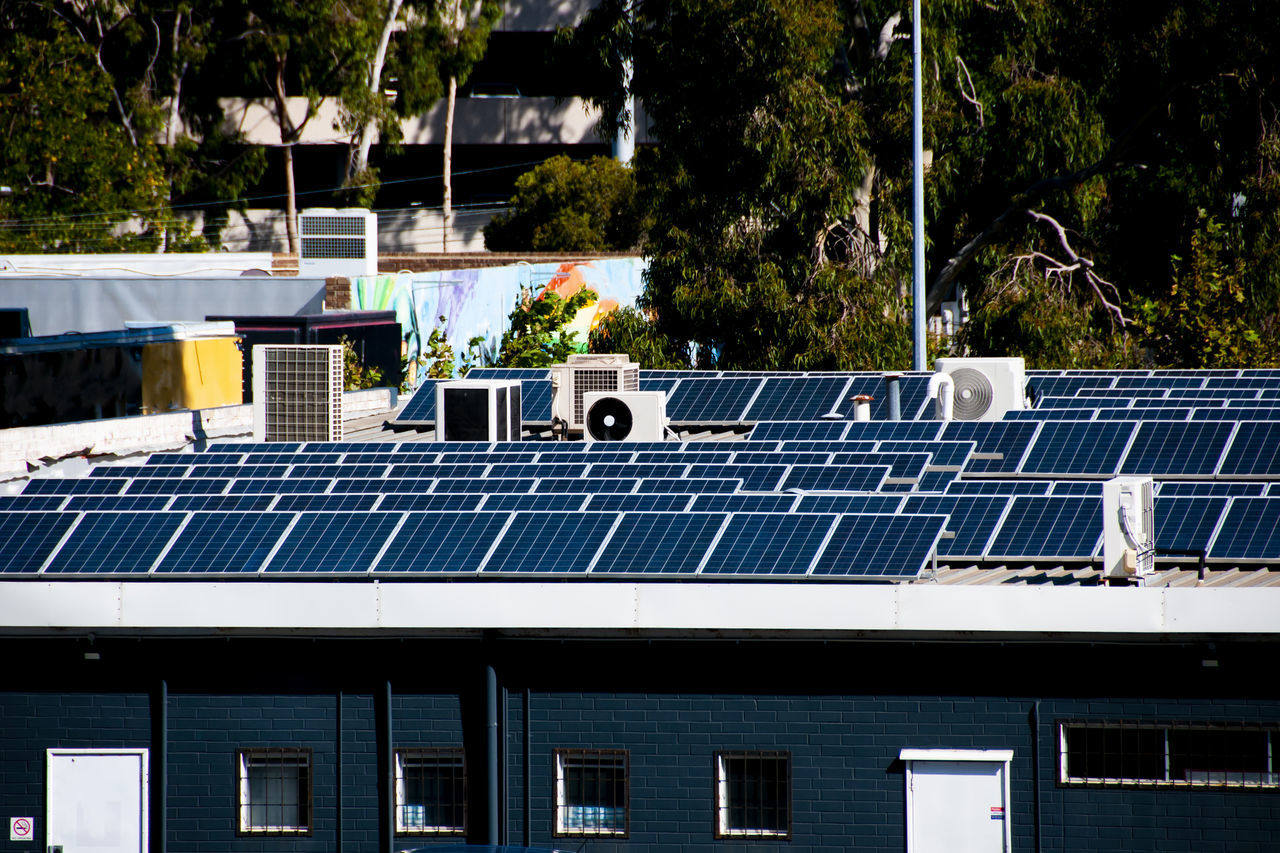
[883,373,903,420]
[928,372,955,420]
[852,394,874,421]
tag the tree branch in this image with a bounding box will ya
[954,56,983,127]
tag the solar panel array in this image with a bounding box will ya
[7,368,1280,582]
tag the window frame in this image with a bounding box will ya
[394,746,467,837]
[714,750,792,841]
[235,747,313,836]
[1057,720,1279,789]
[553,748,630,839]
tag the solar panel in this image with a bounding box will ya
[876,441,976,469]
[793,495,905,514]
[779,440,878,453]
[478,493,591,512]
[169,495,276,512]
[841,375,931,421]
[587,463,688,479]
[23,478,128,496]
[1190,407,1280,420]
[634,450,734,465]
[584,493,694,512]
[592,441,680,453]
[901,496,1011,558]
[44,512,185,574]
[1218,423,1280,476]
[488,462,590,479]
[537,451,631,465]
[1112,376,1205,389]
[1165,388,1259,400]
[375,494,482,511]
[434,441,494,453]
[520,379,553,422]
[842,422,944,442]
[391,381,440,423]
[699,513,836,575]
[1018,422,1135,476]
[533,477,636,494]
[272,494,381,512]
[1038,396,1135,408]
[635,477,743,494]
[1155,482,1266,497]
[147,452,244,465]
[744,377,850,421]
[688,494,799,512]
[1207,498,1280,560]
[643,370,720,378]
[228,478,328,494]
[828,452,930,479]
[665,377,764,422]
[187,464,291,479]
[264,512,403,572]
[91,465,189,479]
[374,511,511,572]
[1094,408,1191,421]
[984,497,1102,559]
[780,465,889,492]
[639,377,680,394]
[333,477,433,493]
[64,496,172,512]
[389,463,492,478]
[686,464,787,491]
[436,452,529,464]
[915,470,961,493]
[287,464,388,479]
[732,451,830,465]
[810,513,947,579]
[591,512,727,574]
[1119,422,1234,476]
[1154,497,1228,552]
[939,422,1040,473]
[1025,375,1116,398]
[481,511,619,573]
[1047,482,1103,496]
[1075,388,1167,399]
[0,512,78,572]
[155,512,295,573]
[211,442,302,453]
[127,478,230,495]
[436,477,536,494]
[0,496,66,512]
[944,480,1053,496]
[685,440,781,452]
[1011,408,1096,421]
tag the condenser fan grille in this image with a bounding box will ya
[586,396,634,441]
[950,367,995,419]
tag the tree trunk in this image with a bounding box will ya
[347,0,403,185]
[284,144,298,254]
[442,74,456,252]
[161,11,186,254]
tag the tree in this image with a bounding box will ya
[496,286,596,367]
[484,155,648,252]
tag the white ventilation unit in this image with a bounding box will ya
[550,353,640,432]
[582,391,668,443]
[1103,476,1155,580]
[435,379,523,441]
[252,344,344,442]
[932,357,1027,421]
[299,208,378,279]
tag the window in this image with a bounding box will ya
[237,748,312,835]
[715,751,790,840]
[554,749,628,837]
[395,748,466,835]
[1059,721,1278,788]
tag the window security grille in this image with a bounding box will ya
[237,748,312,835]
[554,749,628,837]
[395,748,466,835]
[1059,721,1279,788]
[715,751,791,839]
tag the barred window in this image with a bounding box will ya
[395,748,466,835]
[715,751,791,840]
[1060,721,1278,788]
[237,748,312,835]
[554,749,628,837]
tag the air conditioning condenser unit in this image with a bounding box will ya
[551,353,640,431]
[435,379,523,441]
[933,357,1027,420]
[252,344,344,442]
[1103,476,1155,580]
[582,391,668,443]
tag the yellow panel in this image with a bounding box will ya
[142,338,243,412]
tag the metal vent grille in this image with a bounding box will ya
[301,217,366,236]
[300,237,367,260]
[254,345,344,442]
[1136,478,1155,574]
[571,366,639,424]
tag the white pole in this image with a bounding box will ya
[912,0,926,371]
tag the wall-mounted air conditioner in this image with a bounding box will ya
[551,353,640,432]
[299,208,378,280]
[932,357,1027,420]
[582,391,668,443]
[435,379,523,441]
[252,344,344,442]
[1103,476,1155,580]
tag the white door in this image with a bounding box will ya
[46,749,148,853]
[901,749,1012,853]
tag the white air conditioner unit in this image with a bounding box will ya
[1103,476,1155,580]
[932,357,1027,420]
[550,353,640,431]
[435,379,523,442]
[582,391,668,443]
[252,344,344,442]
[299,208,378,279]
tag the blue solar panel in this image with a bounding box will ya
[732,451,830,465]
[0,512,78,572]
[376,494,482,511]
[686,464,787,491]
[744,377,850,421]
[23,478,127,496]
[155,512,294,573]
[272,494,380,512]
[1155,482,1266,497]
[538,451,632,464]
[915,469,961,493]
[169,495,276,512]
[1218,423,1280,476]
[1119,422,1234,476]
[1075,388,1167,398]
[1207,498,1280,560]
[643,370,721,378]
[665,377,764,422]
[590,441,678,453]
[843,422,944,441]
[211,442,302,453]
[1113,376,1205,389]
[1037,396,1135,408]
[264,512,402,572]
[1025,375,1116,398]
[939,422,1040,473]
[944,480,1053,496]
[534,477,636,494]
[464,367,550,379]
[901,496,1011,557]
[700,513,836,575]
[287,464,387,479]
[44,512,185,574]
[1011,408,1097,421]
[779,440,878,453]
[487,462,589,479]
[64,496,172,512]
[374,511,511,572]
[147,452,244,465]
[1094,408,1191,421]
[127,478,230,495]
[436,477,536,494]
[1165,388,1258,400]
[520,379,553,422]
[392,381,440,423]
[688,494,799,512]
[1047,482,1103,496]
[479,493,590,512]
[332,477,428,493]
[434,441,495,453]
[587,463,688,479]
[254,452,346,464]
[780,465,889,492]
[91,465,189,478]
[1018,422,1135,476]
[635,450,734,465]
[1154,497,1228,552]
[841,375,931,421]
[388,463,491,478]
[188,464,291,479]
[1190,407,1280,420]
[0,496,66,512]
[793,495,905,514]
[877,441,976,469]
[984,497,1102,559]
[686,440,782,452]
[636,477,742,494]
[438,452,530,464]
[810,513,947,579]
[584,493,694,512]
[591,512,727,574]
[482,512,618,573]
[228,478,328,494]
[828,453,930,478]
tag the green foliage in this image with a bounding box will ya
[588,307,688,369]
[339,335,386,390]
[420,317,457,379]
[496,287,596,367]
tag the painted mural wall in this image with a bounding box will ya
[352,258,646,384]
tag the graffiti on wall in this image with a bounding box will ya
[352,258,646,384]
